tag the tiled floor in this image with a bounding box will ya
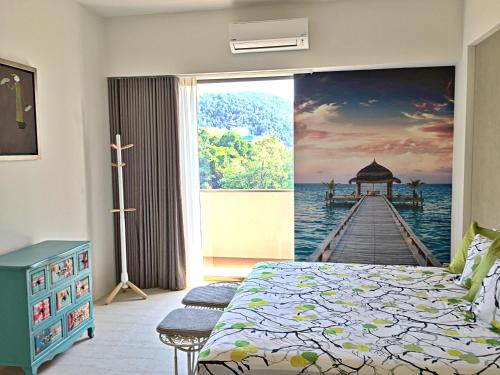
[0,289,189,375]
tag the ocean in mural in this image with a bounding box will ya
[295,183,452,263]
[294,67,455,264]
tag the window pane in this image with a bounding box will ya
[198,78,295,277]
[197,78,293,190]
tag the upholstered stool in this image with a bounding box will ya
[208,281,240,288]
[182,283,238,310]
[156,308,223,375]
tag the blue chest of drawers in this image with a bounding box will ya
[0,241,95,375]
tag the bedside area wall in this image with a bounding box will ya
[0,0,115,299]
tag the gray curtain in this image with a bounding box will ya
[108,76,186,290]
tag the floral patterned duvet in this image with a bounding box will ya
[197,262,500,374]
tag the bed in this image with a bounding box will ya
[197,262,500,374]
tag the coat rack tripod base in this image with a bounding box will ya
[105,134,148,305]
[105,280,148,305]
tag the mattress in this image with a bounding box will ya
[197,262,500,374]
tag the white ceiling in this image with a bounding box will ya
[77,0,320,17]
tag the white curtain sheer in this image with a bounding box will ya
[178,77,203,287]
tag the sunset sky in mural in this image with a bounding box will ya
[294,67,455,184]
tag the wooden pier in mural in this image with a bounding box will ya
[325,193,424,207]
[309,195,441,266]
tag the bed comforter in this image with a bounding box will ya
[197,262,500,374]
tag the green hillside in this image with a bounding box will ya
[198,92,293,147]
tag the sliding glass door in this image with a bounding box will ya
[197,77,294,277]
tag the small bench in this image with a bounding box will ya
[156,308,223,375]
[182,282,238,310]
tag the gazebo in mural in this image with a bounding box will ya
[349,159,401,199]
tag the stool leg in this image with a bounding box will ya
[192,351,198,375]
[187,351,192,375]
[174,348,178,375]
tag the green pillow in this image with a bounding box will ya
[447,222,478,274]
[464,237,500,302]
[447,222,500,274]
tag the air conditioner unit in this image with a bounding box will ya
[229,18,309,54]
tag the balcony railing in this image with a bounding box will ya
[200,189,294,262]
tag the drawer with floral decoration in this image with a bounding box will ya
[50,257,75,285]
[77,249,89,273]
[30,268,47,296]
[32,296,52,326]
[55,284,73,312]
[75,276,90,299]
[67,301,91,333]
[33,320,63,357]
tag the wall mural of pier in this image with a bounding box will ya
[294,67,455,265]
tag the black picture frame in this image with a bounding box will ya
[0,58,39,160]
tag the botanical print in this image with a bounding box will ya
[0,59,38,157]
[34,321,62,355]
[33,297,50,325]
[56,286,72,311]
[294,67,454,264]
[472,259,500,328]
[68,302,90,332]
[198,262,500,375]
[78,250,89,271]
[76,277,90,298]
[458,234,493,288]
[50,258,74,284]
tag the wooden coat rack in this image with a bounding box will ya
[105,134,148,305]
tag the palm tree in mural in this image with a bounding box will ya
[407,179,425,206]
[323,179,337,202]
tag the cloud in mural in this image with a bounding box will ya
[414,100,449,111]
[294,67,455,184]
[359,99,378,107]
[401,111,450,121]
[295,101,344,142]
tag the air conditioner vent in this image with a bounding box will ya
[229,18,309,54]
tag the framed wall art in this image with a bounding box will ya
[0,58,39,160]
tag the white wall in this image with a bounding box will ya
[80,5,116,299]
[470,28,500,229]
[452,0,500,252]
[463,0,500,45]
[105,0,463,76]
[0,0,114,299]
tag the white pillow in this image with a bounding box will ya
[471,259,500,327]
[457,234,493,288]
